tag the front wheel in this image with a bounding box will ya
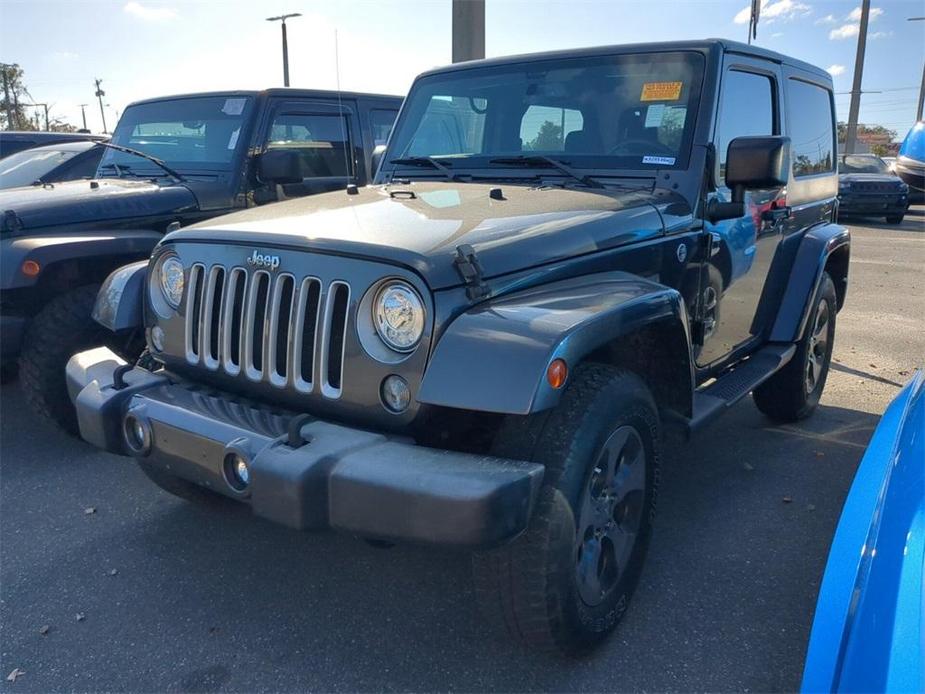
[472,364,660,654]
[753,272,837,422]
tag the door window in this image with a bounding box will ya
[369,109,398,147]
[266,112,353,178]
[716,70,776,182]
[788,79,835,176]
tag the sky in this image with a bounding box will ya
[1,0,923,140]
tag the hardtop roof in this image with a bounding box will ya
[414,38,830,82]
[125,88,403,109]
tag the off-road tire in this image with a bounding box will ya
[19,285,108,435]
[472,364,660,654]
[885,214,904,224]
[137,462,228,507]
[753,272,837,423]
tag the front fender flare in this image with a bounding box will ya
[92,261,148,332]
[770,223,850,343]
[0,230,161,290]
[418,272,692,415]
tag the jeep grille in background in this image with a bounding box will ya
[184,264,348,397]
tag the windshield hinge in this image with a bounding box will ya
[453,244,489,301]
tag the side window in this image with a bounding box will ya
[788,79,835,176]
[266,112,353,178]
[716,70,776,182]
[520,105,583,151]
[405,96,486,156]
[369,109,398,147]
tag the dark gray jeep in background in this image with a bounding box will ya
[67,40,849,653]
[1,88,400,431]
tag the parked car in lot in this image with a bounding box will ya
[837,153,909,224]
[0,140,105,189]
[802,370,923,693]
[68,39,849,654]
[1,88,402,431]
[0,130,108,159]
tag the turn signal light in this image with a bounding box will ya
[21,260,40,277]
[547,359,568,389]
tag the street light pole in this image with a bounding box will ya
[266,13,302,87]
[79,104,88,131]
[845,0,871,155]
[452,0,485,63]
[32,102,49,130]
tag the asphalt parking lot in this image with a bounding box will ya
[1,209,923,693]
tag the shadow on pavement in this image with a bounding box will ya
[0,384,880,693]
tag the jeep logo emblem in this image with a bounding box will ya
[246,250,280,271]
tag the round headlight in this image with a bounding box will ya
[373,282,424,352]
[159,255,184,309]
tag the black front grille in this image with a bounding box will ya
[184,265,349,398]
[850,181,902,193]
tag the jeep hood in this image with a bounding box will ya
[175,182,672,289]
[0,178,198,233]
[839,173,904,185]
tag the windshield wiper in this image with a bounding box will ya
[489,155,603,189]
[389,156,460,181]
[93,141,186,182]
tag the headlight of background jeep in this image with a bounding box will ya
[150,252,184,316]
[373,282,424,352]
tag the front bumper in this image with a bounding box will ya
[1,314,26,362]
[67,347,544,548]
[837,193,908,216]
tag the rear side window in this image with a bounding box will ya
[520,105,584,152]
[267,112,353,178]
[788,79,835,177]
[369,109,398,147]
[716,70,776,183]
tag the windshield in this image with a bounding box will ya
[99,95,253,177]
[383,51,704,179]
[0,147,84,188]
[840,154,890,174]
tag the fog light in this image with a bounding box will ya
[380,374,411,413]
[223,453,250,492]
[151,326,165,352]
[122,414,151,455]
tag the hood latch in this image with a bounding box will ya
[453,244,489,301]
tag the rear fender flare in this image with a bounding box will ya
[418,272,694,415]
[769,223,850,343]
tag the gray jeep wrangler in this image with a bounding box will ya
[67,40,849,653]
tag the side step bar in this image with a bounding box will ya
[687,343,797,435]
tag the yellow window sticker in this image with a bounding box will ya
[640,81,683,102]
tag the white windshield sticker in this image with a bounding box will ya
[221,98,246,116]
[644,104,666,128]
[642,155,676,165]
[227,128,240,150]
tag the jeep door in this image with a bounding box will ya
[258,98,363,197]
[697,56,788,367]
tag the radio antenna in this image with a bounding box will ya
[334,29,355,195]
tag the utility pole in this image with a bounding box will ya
[32,102,49,130]
[452,0,485,63]
[1,66,12,130]
[79,104,88,130]
[94,78,107,133]
[845,0,871,154]
[266,13,301,87]
[910,17,925,121]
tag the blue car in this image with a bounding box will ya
[802,370,924,693]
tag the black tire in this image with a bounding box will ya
[19,285,108,435]
[885,214,904,224]
[137,461,228,507]
[753,272,837,423]
[472,364,660,654]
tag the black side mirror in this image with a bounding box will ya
[726,135,791,199]
[370,144,387,179]
[257,150,302,185]
[708,136,791,222]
